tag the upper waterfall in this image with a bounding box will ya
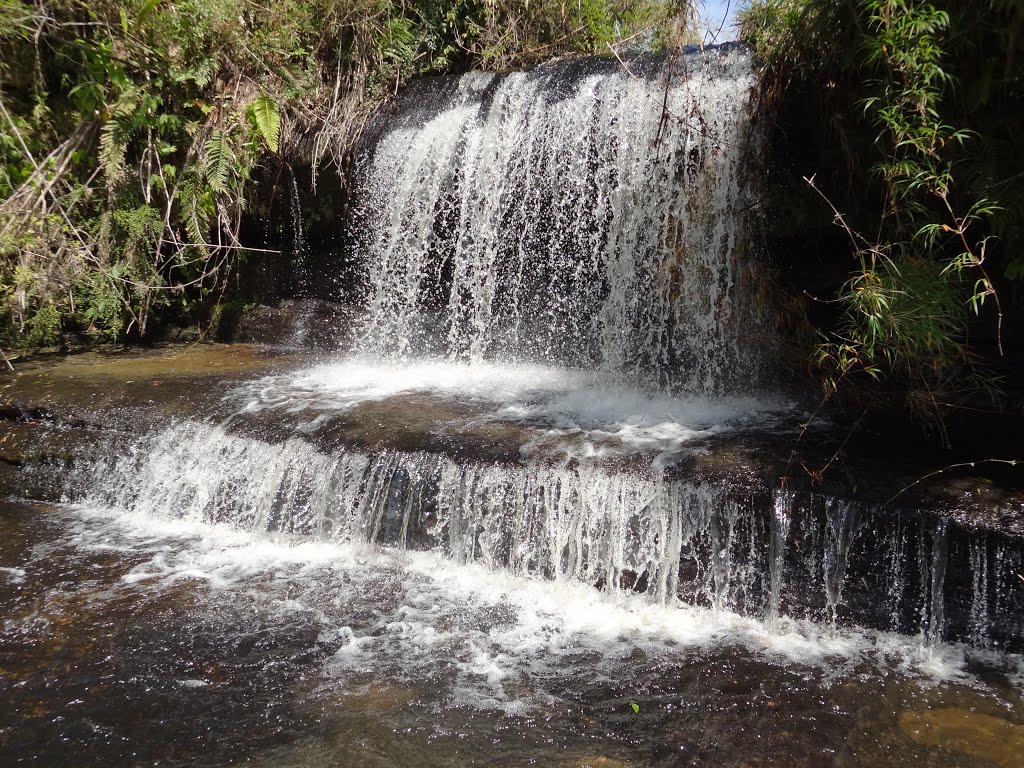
[348,46,767,395]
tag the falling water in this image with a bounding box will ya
[823,497,861,628]
[969,536,991,648]
[286,175,315,346]
[5,43,1024,768]
[68,418,1023,651]
[922,521,950,646]
[42,45,1024,658]
[765,490,791,633]
[350,48,765,394]
[289,174,310,297]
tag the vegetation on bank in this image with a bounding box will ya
[739,0,1024,434]
[0,0,688,347]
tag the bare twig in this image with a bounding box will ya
[884,458,1020,506]
[804,174,898,271]
[606,42,640,80]
[157,239,283,255]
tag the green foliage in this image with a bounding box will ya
[740,0,1021,431]
[248,95,281,154]
[467,0,688,69]
[71,268,126,339]
[0,0,694,349]
[25,302,61,347]
[202,130,236,195]
[0,111,32,200]
[817,254,973,378]
[739,0,861,91]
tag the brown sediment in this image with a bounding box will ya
[899,707,1024,768]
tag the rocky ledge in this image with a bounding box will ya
[0,341,1021,535]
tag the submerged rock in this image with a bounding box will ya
[569,757,633,768]
[899,707,1024,767]
[340,684,415,713]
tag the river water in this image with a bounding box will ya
[2,497,1023,767]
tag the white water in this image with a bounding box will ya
[232,357,794,463]
[75,412,1024,654]
[351,48,766,394]
[54,502,1024,711]
[37,46,1024,701]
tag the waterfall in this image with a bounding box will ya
[75,420,1024,651]
[765,491,791,633]
[46,46,1024,657]
[6,40,1024,768]
[349,47,765,394]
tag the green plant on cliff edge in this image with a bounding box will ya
[817,0,1001,435]
[741,0,1018,440]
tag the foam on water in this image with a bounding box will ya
[0,566,26,583]
[58,502,1024,712]
[232,357,795,460]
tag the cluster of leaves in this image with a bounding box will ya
[0,0,689,349]
[0,0,311,344]
[739,0,1023,433]
[463,0,691,69]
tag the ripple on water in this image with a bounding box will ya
[1,500,1022,767]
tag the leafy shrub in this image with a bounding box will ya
[0,0,691,349]
[740,0,1022,431]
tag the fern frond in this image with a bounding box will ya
[248,95,280,153]
[99,88,140,189]
[99,119,128,184]
[177,174,210,251]
[202,129,234,194]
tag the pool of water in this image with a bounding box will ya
[2,499,1022,767]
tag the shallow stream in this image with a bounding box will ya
[2,497,1023,767]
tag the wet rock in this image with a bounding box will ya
[0,345,1023,651]
[0,344,310,499]
[221,303,297,344]
[340,684,414,712]
[220,300,357,349]
[899,707,1024,767]
[568,756,633,768]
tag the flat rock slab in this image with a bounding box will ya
[0,344,1021,538]
[0,345,305,421]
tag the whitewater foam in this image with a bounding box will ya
[231,357,796,461]
[58,502,1023,712]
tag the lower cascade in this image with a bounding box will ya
[81,419,1024,652]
